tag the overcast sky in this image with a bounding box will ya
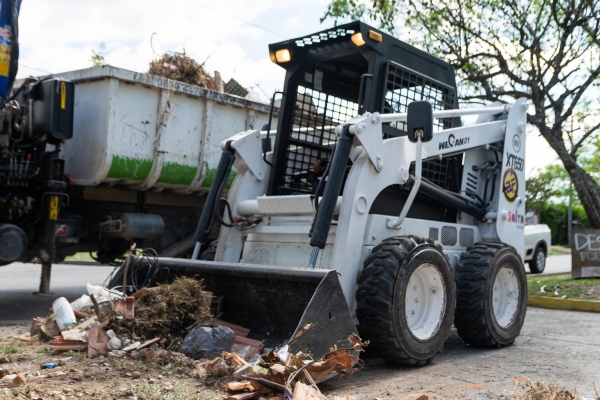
[16,0,558,175]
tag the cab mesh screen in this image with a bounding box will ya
[283,86,358,193]
[383,61,456,134]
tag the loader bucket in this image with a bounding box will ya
[113,258,358,359]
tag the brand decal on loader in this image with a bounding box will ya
[507,210,525,227]
[439,134,470,150]
[512,134,521,152]
[502,167,519,203]
[505,152,524,172]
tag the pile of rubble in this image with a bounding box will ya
[149,51,217,89]
[1,276,365,400]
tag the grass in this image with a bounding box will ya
[0,345,22,362]
[131,381,211,400]
[67,350,86,361]
[550,248,570,255]
[527,273,600,300]
[64,252,97,262]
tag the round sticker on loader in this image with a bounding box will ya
[503,167,518,203]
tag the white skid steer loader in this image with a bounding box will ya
[115,21,529,365]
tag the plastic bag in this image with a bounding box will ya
[71,283,122,311]
[179,323,235,360]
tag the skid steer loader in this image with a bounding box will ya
[116,21,529,365]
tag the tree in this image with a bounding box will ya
[526,164,569,211]
[323,0,600,228]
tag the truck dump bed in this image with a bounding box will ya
[55,66,276,193]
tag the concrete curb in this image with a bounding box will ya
[528,295,600,312]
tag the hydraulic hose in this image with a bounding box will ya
[192,142,235,259]
[309,125,353,251]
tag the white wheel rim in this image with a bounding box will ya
[536,250,545,270]
[404,263,446,341]
[492,265,520,329]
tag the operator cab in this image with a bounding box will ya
[266,21,462,222]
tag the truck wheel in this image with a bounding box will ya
[528,246,546,274]
[356,236,456,365]
[454,242,527,348]
[200,240,218,261]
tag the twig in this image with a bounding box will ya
[122,243,137,295]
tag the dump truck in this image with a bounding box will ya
[5,61,278,293]
[49,66,278,294]
[115,21,529,364]
[0,0,282,297]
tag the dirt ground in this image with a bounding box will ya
[1,307,599,400]
[0,324,218,399]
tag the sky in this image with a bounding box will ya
[15,0,559,176]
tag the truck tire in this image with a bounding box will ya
[200,240,218,261]
[454,242,527,348]
[528,246,546,274]
[356,236,456,365]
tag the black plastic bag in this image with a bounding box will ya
[179,323,235,359]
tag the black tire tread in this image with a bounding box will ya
[454,242,518,347]
[356,235,443,365]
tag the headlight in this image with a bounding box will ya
[351,32,366,46]
[275,49,291,63]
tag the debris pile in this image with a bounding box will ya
[106,277,214,349]
[149,51,216,89]
[4,276,365,399]
[510,378,579,400]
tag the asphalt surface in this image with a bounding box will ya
[525,254,571,275]
[0,262,115,324]
[322,307,600,399]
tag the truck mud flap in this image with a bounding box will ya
[113,258,358,359]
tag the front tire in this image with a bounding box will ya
[454,242,527,348]
[528,246,546,274]
[356,236,456,365]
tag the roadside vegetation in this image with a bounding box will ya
[528,274,600,300]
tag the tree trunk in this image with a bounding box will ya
[557,151,600,228]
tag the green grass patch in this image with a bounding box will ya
[131,381,211,400]
[0,345,22,362]
[550,248,570,256]
[527,273,600,300]
[64,252,97,262]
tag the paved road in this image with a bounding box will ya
[525,254,571,275]
[322,306,600,399]
[0,262,115,324]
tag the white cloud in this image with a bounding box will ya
[16,0,315,100]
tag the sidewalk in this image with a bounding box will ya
[551,244,571,254]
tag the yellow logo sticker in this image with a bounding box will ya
[502,167,518,203]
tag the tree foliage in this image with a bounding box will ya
[323,0,600,227]
[526,164,570,211]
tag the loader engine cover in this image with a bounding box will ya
[0,223,27,265]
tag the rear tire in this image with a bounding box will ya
[528,246,546,274]
[454,242,527,348]
[356,236,456,365]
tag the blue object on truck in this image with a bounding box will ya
[0,0,21,101]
